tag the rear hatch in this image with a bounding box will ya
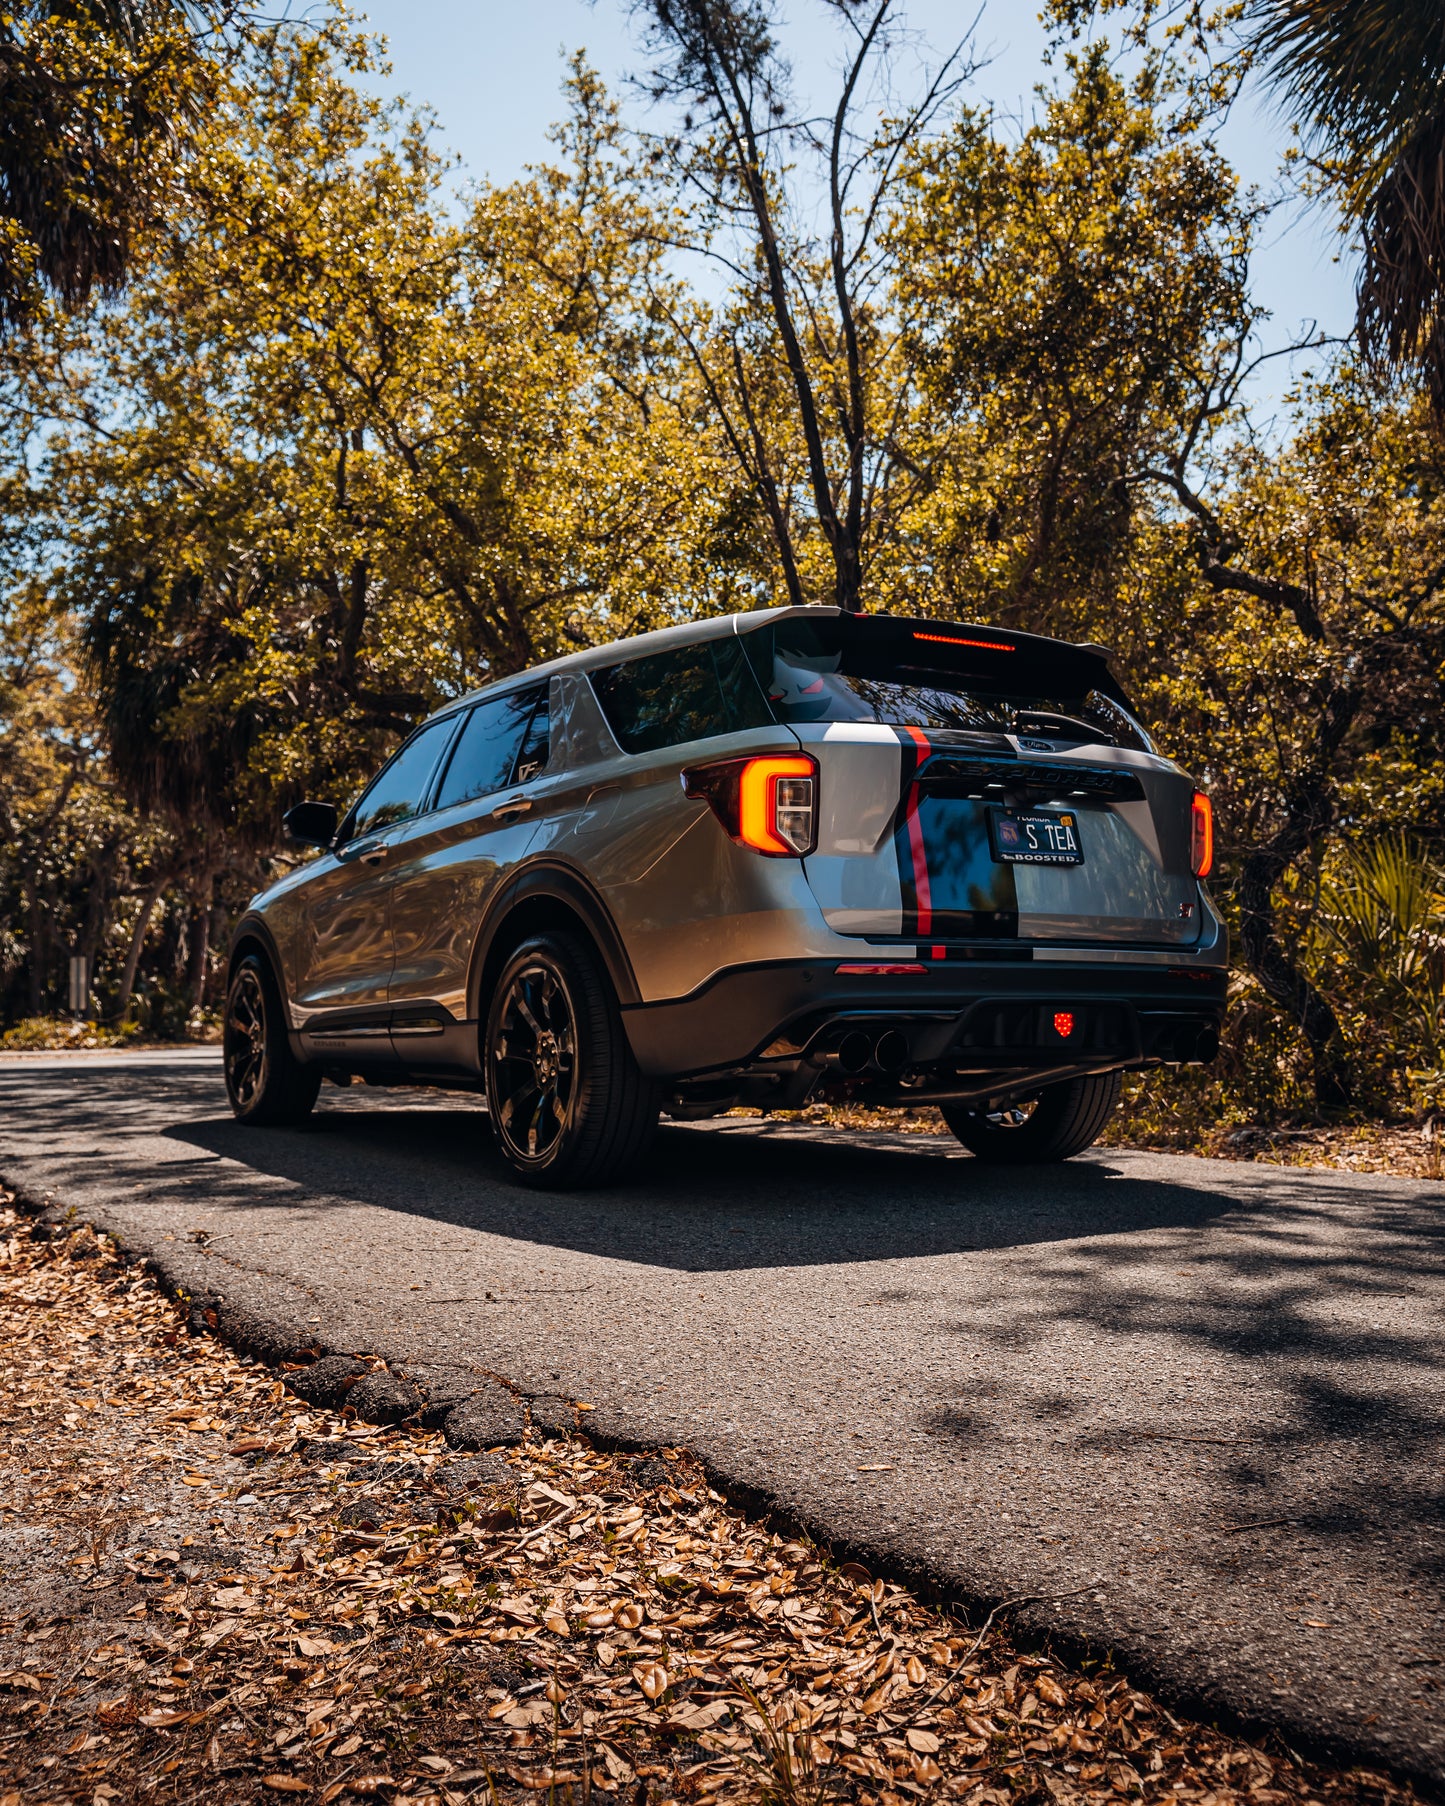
[738,612,1202,947]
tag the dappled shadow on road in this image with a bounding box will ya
[9,1057,1445,1721]
[920,1168,1445,1587]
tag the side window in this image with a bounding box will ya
[434,686,544,811]
[514,691,550,783]
[347,717,456,841]
[590,637,771,755]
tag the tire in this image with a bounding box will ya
[484,930,659,1189]
[223,953,321,1127]
[941,1070,1122,1164]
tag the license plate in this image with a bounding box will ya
[988,808,1084,866]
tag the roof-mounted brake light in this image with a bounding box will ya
[912,631,1015,652]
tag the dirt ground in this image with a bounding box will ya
[0,1197,1430,1806]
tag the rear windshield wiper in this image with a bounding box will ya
[1012,710,1114,747]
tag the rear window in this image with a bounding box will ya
[591,637,772,754]
[739,615,1153,753]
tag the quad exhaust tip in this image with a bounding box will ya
[832,1028,912,1077]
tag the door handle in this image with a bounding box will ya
[358,844,391,866]
[490,797,533,821]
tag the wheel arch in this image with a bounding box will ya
[469,863,639,1032]
[227,915,288,993]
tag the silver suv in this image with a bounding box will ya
[224,608,1225,1186]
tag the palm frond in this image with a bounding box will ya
[0,1,213,333]
[1252,0,1445,179]
[1315,832,1445,1061]
[1357,105,1445,415]
[1249,1,1445,415]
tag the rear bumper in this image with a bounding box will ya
[620,957,1226,1079]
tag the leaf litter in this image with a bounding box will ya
[0,1198,1424,1806]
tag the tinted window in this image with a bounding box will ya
[349,718,456,840]
[514,692,550,783]
[740,618,1154,752]
[591,637,771,755]
[435,687,543,810]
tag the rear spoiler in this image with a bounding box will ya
[744,611,1133,710]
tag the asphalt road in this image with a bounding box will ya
[3,1051,1444,1786]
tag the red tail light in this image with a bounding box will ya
[1190,791,1214,878]
[1053,1011,1075,1039]
[682,754,818,856]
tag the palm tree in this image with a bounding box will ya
[1251,1,1445,418]
[0,3,231,338]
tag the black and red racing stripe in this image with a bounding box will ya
[896,725,933,940]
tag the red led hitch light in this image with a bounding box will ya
[1053,1011,1076,1039]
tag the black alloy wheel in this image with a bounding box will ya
[225,962,269,1111]
[941,1069,1122,1164]
[223,953,321,1127]
[484,931,659,1188]
[491,958,578,1163]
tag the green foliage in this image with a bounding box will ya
[26,28,726,839]
[1311,833,1445,1099]
[0,1,244,336]
[888,44,1256,637]
[0,1016,143,1050]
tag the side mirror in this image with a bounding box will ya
[283,801,338,848]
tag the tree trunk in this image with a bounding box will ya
[23,878,45,1017]
[113,872,168,1022]
[1239,841,1352,1107]
[79,843,118,1016]
[185,872,216,1025]
[1237,682,1360,1110]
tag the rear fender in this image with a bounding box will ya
[468,861,641,1029]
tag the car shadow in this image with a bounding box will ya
[145,1094,1251,1270]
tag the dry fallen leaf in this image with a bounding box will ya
[633,1660,669,1700]
[0,1200,1422,1806]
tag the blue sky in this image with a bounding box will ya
[353,0,1354,421]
